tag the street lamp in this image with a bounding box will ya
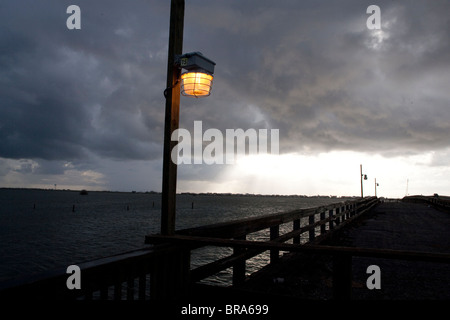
[161,0,215,235]
[178,52,215,97]
[360,164,368,198]
[375,178,379,197]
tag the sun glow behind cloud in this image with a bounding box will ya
[178,150,446,199]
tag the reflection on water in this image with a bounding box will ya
[0,189,352,284]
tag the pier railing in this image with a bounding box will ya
[402,195,450,211]
[2,195,450,300]
[0,196,380,300]
[155,196,380,286]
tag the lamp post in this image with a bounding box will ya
[375,178,379,197]
[360,164,367,198]
[161,0,215,235]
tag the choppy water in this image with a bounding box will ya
[0,188,352,284]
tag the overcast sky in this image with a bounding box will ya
[1,0,449,198]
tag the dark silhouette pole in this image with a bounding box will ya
[375,178,379,197]
[360,164,364,198]
[161,0,184,235]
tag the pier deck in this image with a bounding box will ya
[206,201,450,300]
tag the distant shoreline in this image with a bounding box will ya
[0,187,359,199]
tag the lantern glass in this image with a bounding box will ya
[181,71,213,97]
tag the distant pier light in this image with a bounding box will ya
[178,52,215,97]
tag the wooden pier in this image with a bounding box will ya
[1,195,449,303]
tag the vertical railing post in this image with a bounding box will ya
[308,213,315,241]
[270,225,280,263]
[293,219,300,244]
[320,211,326,235]
[335,207,340,225]
[233,235,246,285]
[150,246,190,300]
[127,277,135,300]
[150,251,168,299]
[329,209,334,230]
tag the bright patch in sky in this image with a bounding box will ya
[177,150,446,199]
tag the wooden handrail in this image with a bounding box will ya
[403,195,450,211]
[167,197,377,239]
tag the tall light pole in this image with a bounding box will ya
[160,0,215,235]
[161,0,185,236]
[360,164,367,198]
[375,178,379,197]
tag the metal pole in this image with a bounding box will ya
[375,178,377,197]
[360,164,363,198]
[161,0,184,235]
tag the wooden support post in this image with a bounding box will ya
[333,254,352,300]
[270,225,279,263]
[100,285,108,300]
[233,235,246,285]
[127,276,134,300]
[161,0,185,236]
[150,247,190,300]
[114,280,121,300]
[308,214,315,241]
[293,219,300,244]
[175,248,191,298]
[138,273,146,300]
[150,252,168,299]
[320,211,326,234]
[329,209,334,230]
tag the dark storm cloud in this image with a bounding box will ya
[0,0,168,162]
[1,0,449,171]
[183,0,450,156]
